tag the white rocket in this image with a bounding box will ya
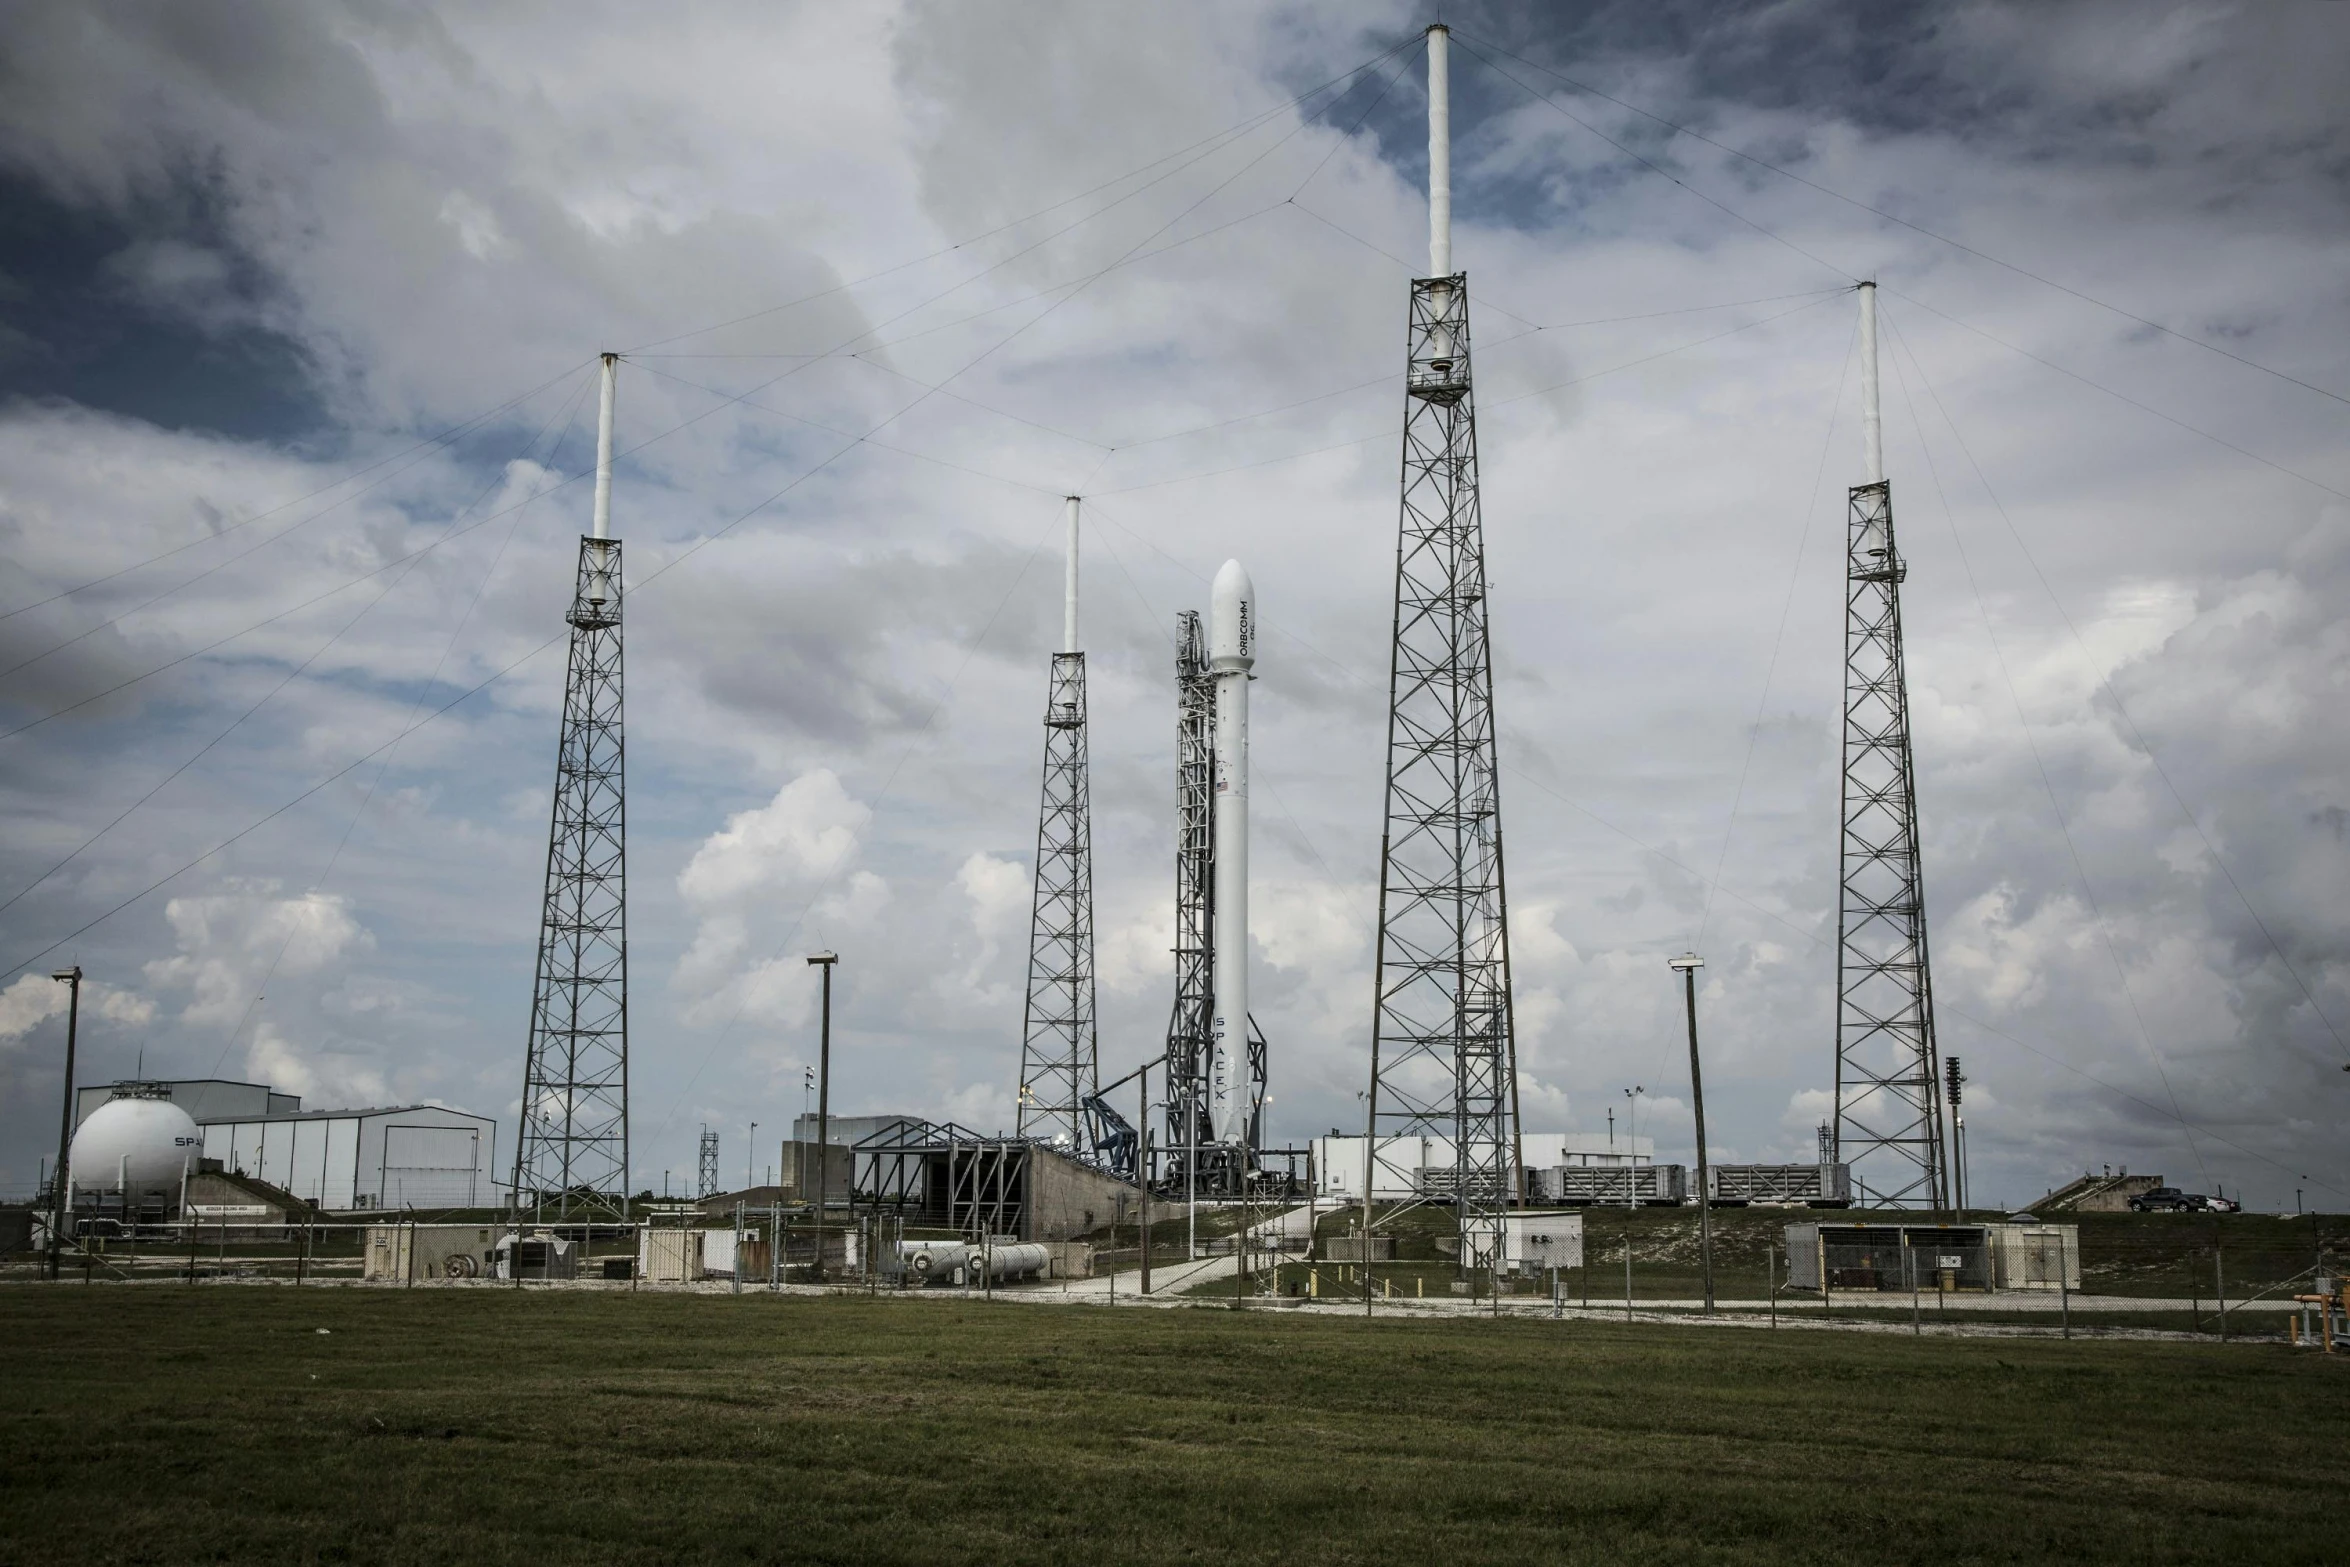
[1207,558,1255,1145]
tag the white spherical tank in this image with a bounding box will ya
[70,1098,201,1197]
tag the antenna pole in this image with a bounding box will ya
[592,353,618,540]
[1063,496,1080,655]
[1427,25,1451,278]
[1858,283,1882,485]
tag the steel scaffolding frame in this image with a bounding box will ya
[514,535,628,1218]
[848,1118,1033,1240]
[696,1126,719,1201]
[1016,650,1099,1152]
[1833,479,1949,1208]
[1363,274,1521,1272]
[1163,611,1213,1174]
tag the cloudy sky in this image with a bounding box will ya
[1,0,2345,1212]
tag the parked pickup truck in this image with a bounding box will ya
[2128,1187,2241,1213]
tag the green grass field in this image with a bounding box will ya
[3,1286,2343,1564]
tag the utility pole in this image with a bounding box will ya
[1944,1057,1966,1215]
[1137,1061,1152,1296]
[47,965,82,1282]
[807,952,838,1283]
[1624,1086,1645,1209]
[1670,955,1713,1313]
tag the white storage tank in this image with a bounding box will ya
[70,1096,202,1199]
[968,1242,1049,1284]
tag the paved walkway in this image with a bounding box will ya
[1007,1250,1240,1303]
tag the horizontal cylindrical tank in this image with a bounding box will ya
[70,1098,201,1197]
[903,1242,972,1280]
[968,1242,1049,1283]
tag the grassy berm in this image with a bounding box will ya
[2,1287,2343,1564]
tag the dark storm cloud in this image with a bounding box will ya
[0,173,321,440]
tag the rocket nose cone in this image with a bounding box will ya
[1210,559,1255,666]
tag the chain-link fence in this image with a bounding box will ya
[1822,1238,1992,1293]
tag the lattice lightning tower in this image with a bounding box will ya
[1832,282,1949,1209]
[697,1126,719,1201]
[1361,26,1522,1273]
[514,352,629,1219]
[1015,498,1100,1150]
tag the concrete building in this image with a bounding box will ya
[182,1168,305,1234]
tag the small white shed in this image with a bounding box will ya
[1501,1211,1584,1274]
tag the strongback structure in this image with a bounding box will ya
[1015,497,1100,1152]
[515,352,629,1219]
[1833,282,1949,1209]
[1161,610,1268,1196]
[1362,26,1521,1272]
[1163,611,1216,1180]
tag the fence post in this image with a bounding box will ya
[2217,1245,2227,1341]
[1910,1247,1921,1336]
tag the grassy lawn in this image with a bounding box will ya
[2,1286,2343,1564]
[1273,1204,2345,1302]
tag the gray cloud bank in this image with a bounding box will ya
[0,0,2344,1211]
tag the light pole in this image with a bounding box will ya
[1669,953,1713,1314]
[1092,1054,1157,1296]
[1944,1056,1966,1216]
[1137,1061,1152,1297]
[747,1123,758,1194]
[1622,1086,1645,1209]
[47,965,82,1282]
[806,953,838,1283]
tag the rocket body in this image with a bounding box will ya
[1208,559,1254,1147]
